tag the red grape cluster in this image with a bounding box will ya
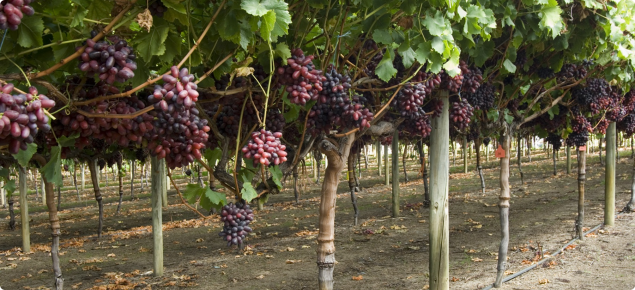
[79,38,137,84]
[483,137,491,146]
[379,135,392,146]
[148,0,167,17]
[149,66,199,111]
[566,130,588,147]
[557,63,587,82]
[466,82,495,110]
[0,0,35,31]
[277,49,325,105]
[449,98,474,131]
[265,110,285,133]
[594,118,610,134]
[424,98,444,118]
[461,67,483,94]
[56,96,153,149]
[572,115,592,134]
[466,122,480,142]
[307,68,373,135]
[536,67,555,79]
[545,133,562,151]
[0,84,54,154]
[400,112,432,138]
[219,203,254,247]
[439,61,478,93]
[572,78,611,113]
[242,130,288,167]
[617,113,635,136]
[392,83,428,116]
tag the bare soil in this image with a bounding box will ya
[0,149,634,290]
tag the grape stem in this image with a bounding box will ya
[0,39,85,62]
[233,96,250,198]
[3,53,31,87]
[76,106,154,120]
[167,168,208,219]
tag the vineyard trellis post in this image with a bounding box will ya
[494,127,512,288]
[384,144,389,186]
[566,146,571,174]
[576,146,586,239]
[19,166,30,253]
[626,155,635,212]
[429,91,449,290]
[463,136,468,173]
[377,141,382,176]
[392,129,399,218]
[1,180,5,208]
[131,160,136,198]
[151,156,164,276]
[605,122,616,226]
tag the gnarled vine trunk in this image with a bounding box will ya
[293,166,300,204]
[87,159,104,238]
[625,154,635,212]
[72,163,80,200]
[116,159,124,215]
[130,160,135,199]
[347,152,359,225]
[317,136,355,290]
[517,134,524,184]
[8,198,15,230]
[494,131,511,288]
[553,148,557,176]
[402,143,408,183]
[416,140,430,207]
[476,139,485,194]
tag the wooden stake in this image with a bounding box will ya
[19,166,30,252]
[605,122,616,226]
[151,156,164,276]
[392,129,400,218]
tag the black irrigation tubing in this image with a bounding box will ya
[481,212,628,290]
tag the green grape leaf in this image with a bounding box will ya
[200,186,227,210]
[548,104,559,120]
[241,0,270,16]
[135,18,170,61]
[503,59,517,73]
[0,168,9,179]
[539,0,564,39]
[70,6,89,27]
[13,143,37,168]
[42,146,63,187]
[203,148,223,168]
[164,7,189,25]
[182,183,206,204]
[158,32,183,63]
[274,42,291,64]
[58,132,80,148]
[283,100,300,122]
[241,181,258,202]
[4,179,15,196]
[373,28,392,44]
[443,47,461,76]
[414,42,431,65]
[85,0,112,22]
[375,50,397,82]
[422,11,450,37]
[161,0,187,14]
[260,10,277,42]
[16,16,44,48]
[268,165,283,190]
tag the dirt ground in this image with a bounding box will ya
[0,148,634,290]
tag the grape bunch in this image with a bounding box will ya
[379,135,392,146]
[536,67,555,79]
[242,130,288,167]
[0,84,54,154]
[617,113,635,136]
[461,66,483,94]
[307,68,373,135]
[218,202,254,247]
[424,98,444,118]
[572,78,611,112]
[594,118,610,134]
[571,115,592,134]
[449,98,474,131]
[483,137,491,146]
[149,66,199,111]
[148,0,167,17]
[79,37,137,84]
[545,133,562,151]
[392,83,428,116]
[466,122,480,142]
[185,169,192,176]
[466,83,495,110]
[0,0,35,31]
[399,111,431,138]
[145,105,210,169]
[265,110,285,133]
[135,148,149,162]
[439,61,480,93]
[515,50,527,69]
[277,49,325,105]
[557,64,587,82]
[566,131,588,147]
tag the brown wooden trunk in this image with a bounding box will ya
[625,153,635,212]
[402,144,408,183]
[476,139,485,194]
[317,136,355,290]
[8,198,15,230]
[347,152,359,226]
[116,159,124,215]
[293,166,300,204]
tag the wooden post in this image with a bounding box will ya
[1,180,5,208]
[463,137,468,173]
[605,122,616,226]
[163,163,168,208]
[151,156,164,276]
[600,137,604,165]
[384,144,389,186]
[625,155,635,212]
[494,131,512,288]
[576,147,586,239]
[131,160,136,198]
[377,141,382,176]
[429,92,449,290]
[41,178,46,206]
[87,160,104,237]
[392,129,400,218]
[517,134,524,184]
[19,166,30,252]
[81,163,85,190]
[566,146,571,174]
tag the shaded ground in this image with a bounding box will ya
[0,147,634,290]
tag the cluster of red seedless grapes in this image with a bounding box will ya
[277,49,325,105]
[242,130,287,166]
[0,0,35,31]
[0,84,54,154]
[79,35,137,84]
[219,202,254,246]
